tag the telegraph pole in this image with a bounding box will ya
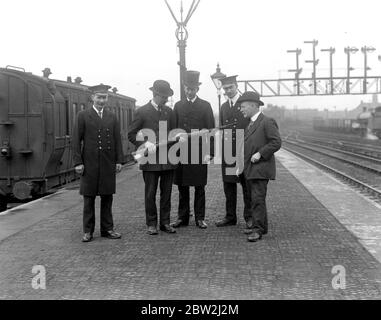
[321,47,335,94]
[304,39,319,94]
[287,48,302,95]
[164,0,201,100]
[361,46,376,94]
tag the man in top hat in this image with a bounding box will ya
[237,91,281,241]
[72,84,123,242]
[128,80,177,235]
[215,75,252,232]
[170,70,215,229]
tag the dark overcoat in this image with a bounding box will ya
[220,98,250,183]
[242,113,282,180]
[128,102,177,171]
[173,97,215,186]
[72,107,123,196]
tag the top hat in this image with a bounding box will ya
[149,80,174,97]
[184,70,202,88]
[237,91,264,106]
[89,83,111,94]
[220,75,238,86]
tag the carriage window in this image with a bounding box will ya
[72,103,78,126]
[80,103,86,111]
[128,109,133,125]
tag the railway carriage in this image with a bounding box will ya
[0,66,136,210]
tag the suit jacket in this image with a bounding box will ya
[220,98,250,183]
[128,101,176,171]
[72,107,123,196]
[242,113,282,180]
[173,97,215,186]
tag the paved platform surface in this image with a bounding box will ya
[0,152,381,299]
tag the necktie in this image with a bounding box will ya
[98,110,102,119]
[245,120,254,135]
[230,100,234,108]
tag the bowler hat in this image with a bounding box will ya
[149,80,174,97]
[184,70,201,88]
[220,75,238,86]
[237,91,264,106]
[89,83,111,94]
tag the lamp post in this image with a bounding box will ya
[210,63,226,126]
[164,0,201,100]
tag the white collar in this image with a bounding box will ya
[150,100,159,111]
[187,96,197,103]
[229,92,240,106]
[93,105,103,114]
[250,111,261,123]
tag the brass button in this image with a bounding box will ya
[99,147,102,150]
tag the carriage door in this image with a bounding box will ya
[44,91,67,179]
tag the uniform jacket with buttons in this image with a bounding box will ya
[241,113,282,180]
[72,107,124,196]
[220,98,250,183]
[173,97,215,186]
[128,102,177,171]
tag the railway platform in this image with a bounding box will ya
[0,149,381,300]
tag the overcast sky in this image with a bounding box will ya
[2,0,381,112]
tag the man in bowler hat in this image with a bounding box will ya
[171,71,215,229]
[215,75,252,233]
[128,80,177,235]
[72,84,123,242]
[237,91,281,241]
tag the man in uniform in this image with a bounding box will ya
[72,84,123,242]
[215,75,252,233]
[128,80,177,235]
[171,71,215,229]
[237,91,282,241]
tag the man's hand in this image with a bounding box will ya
[144,141,157,153]
[75,164,84,175]
[251,152,261,163]
[116,163,122,173]
[175,132,187,143]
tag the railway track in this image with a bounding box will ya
[282,141,381,205]
[291,134,381,159]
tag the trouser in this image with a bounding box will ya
[246,179,269,235]
[83,195,114,234]
[177,185,206,222]
[142,170,174,227]
[223,175,251,223]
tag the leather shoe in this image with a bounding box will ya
[170,219,189,228]
[243,228,253,234]
[247,232,262,242]
[196,220,207,229]
[101,230,121,239]
[215,219,236,227]
[147,226,158,235]
[82,232,93,242]
[160,224,176,233]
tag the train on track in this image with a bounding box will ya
[0,66,136,211]
[313,106,381,139]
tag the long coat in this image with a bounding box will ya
[220,98,250,183]
[128,102,177,171]
[72,107,123,196]
[173,97,215,186]
[242,113,282,180]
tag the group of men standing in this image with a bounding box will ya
[72,71,281,243]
